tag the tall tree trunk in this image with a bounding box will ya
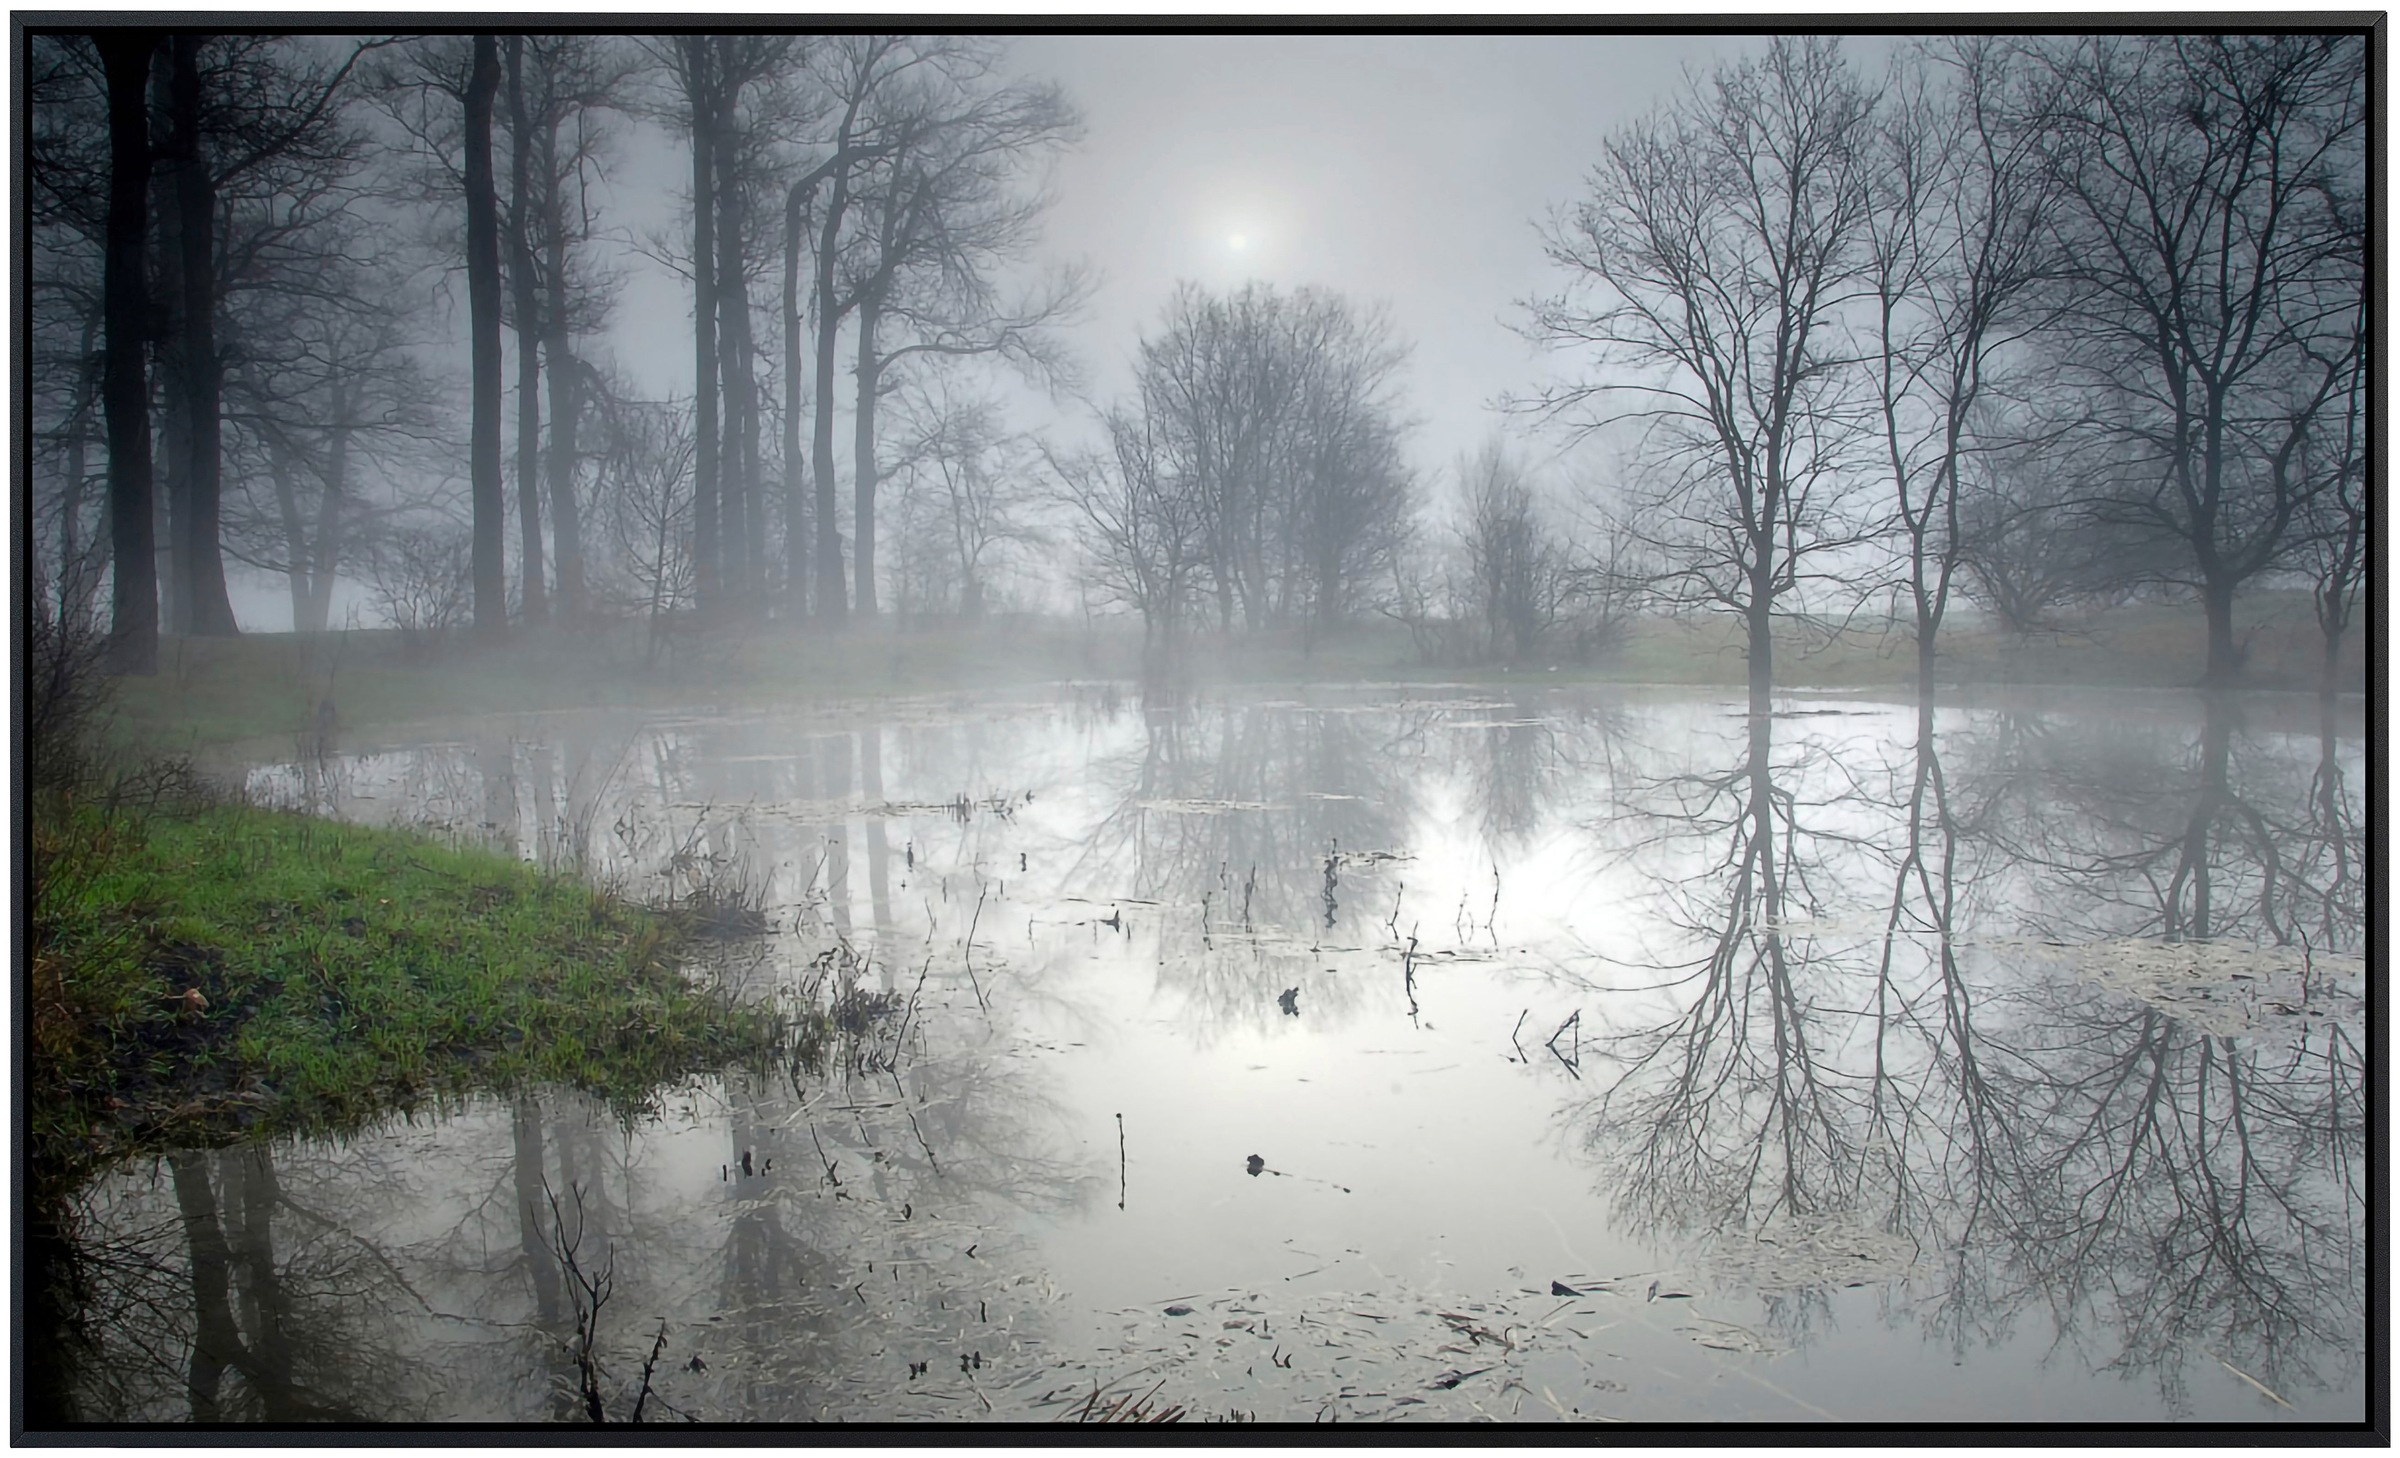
[686,41,719,613]
[504,35,545,624]
[540,105,583,619]
[713,84,749,607]
[151,148,190,637]
[168,36,237,636]
[153,433,178,635]
[852,299,881,619]
[302,379,350,634]
[1746,554,1775,718]
[99,30,159,675]
[58,311,102,618]
[739,308,765,600]
[267,434,311,628]
[465,36,506,639]
[152,321,187,633]
[2199,571,2241,690]
[811,162,851,620]
[782,181,811,616]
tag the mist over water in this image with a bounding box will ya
[57,682,2364,1423]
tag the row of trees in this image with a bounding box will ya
[1051,281,1416,650]
[30,30,1084,673]
[1521,34,2367,704]
[33,31,2366,693]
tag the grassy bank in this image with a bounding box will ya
[28,796,782,1198]
[100,590,2364,753]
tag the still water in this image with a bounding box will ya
[61,683,2367,1424]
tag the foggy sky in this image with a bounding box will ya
[607,32,1772,479]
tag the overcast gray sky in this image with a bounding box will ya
[604,31,1773,479]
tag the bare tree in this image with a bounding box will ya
[1045,404,1205,657]
[1456,440,1564,662]
[800,35,956,621]
[1525,37,1880,714]
[221,271,442,634]
[587,387,700,653]
[842,52,1085,618]
[2025,34,2365,687]
[2301,317,2366,704]
[28,38,117,630]
[533,39,637,622]
[883,374,1045,619]
[1133,282,1413,636]
[150,35,395,637]
[1863,40,2053,718]
[657,34,808,615]
[1952,408,2168,633]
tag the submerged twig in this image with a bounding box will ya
[964,885,990,1016]
[809,1124,843,1188]
[542,1180,613,1423]
[1546,1010,1581,1078]
[629,1318,669,1423]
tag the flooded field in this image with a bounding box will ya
[55,682,2366,1424]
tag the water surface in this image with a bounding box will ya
[59,683,2366,1424]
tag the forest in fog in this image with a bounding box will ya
[25,30,2368,697]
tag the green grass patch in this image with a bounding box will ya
[28,798,781,1200]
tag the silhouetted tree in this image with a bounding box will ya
[1527,37,1880,713]
[2026,34,2366,687]
[96,29,159,674]
[464,36,505,638]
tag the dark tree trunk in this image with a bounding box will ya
[267,435,310,627]
[2199,573,2241,689]
[713,83,749,607]
[150,133,189,637]
[301,380,350,634]
[168,36,237,636]
[541,104,583,619]
[155,298,190,635]
[58,311,104,619]
[782,181,812,616]
[98,30,159,675]
[811,162,851,620]
[1746,560,1774,718]
[852,299,881,619]
[465,36,506,639]
[504,36,545,625]
[687,41,719,613]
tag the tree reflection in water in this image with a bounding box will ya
[1560,693,2364,1413]
[1058,688,1431,1037]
